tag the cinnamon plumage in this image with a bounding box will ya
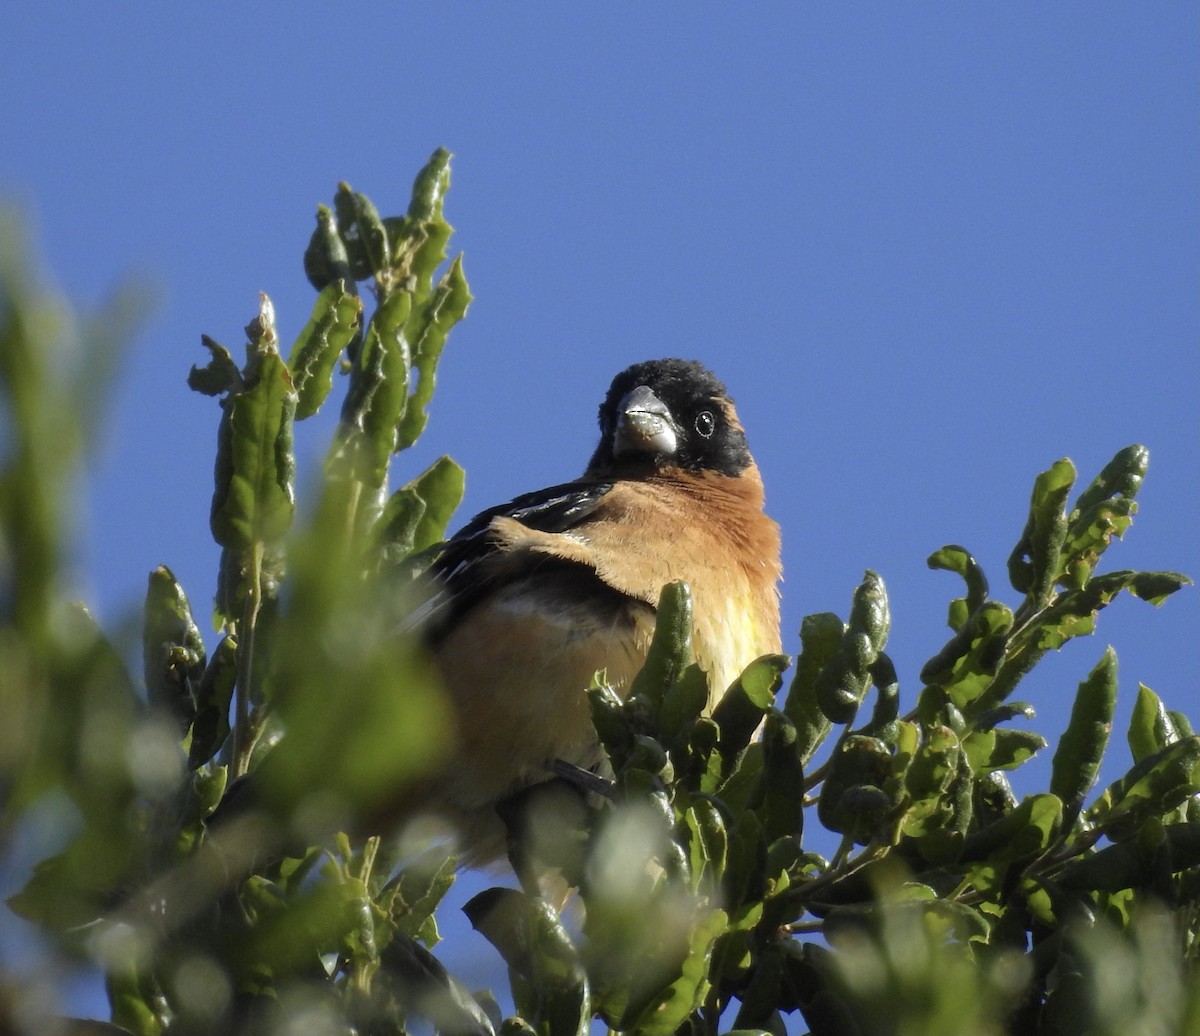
[410,358,782,862]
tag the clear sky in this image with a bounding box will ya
[4,3,1198,1021]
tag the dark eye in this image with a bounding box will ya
[694,410,716,438]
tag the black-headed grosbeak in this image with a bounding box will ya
[407,357,782,863]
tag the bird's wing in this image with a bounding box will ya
[404,479,616,638]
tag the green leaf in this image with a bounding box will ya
[752,710,805,844]
[1085,735,1200,838]
[465,888,590,1036]
[303,203,355,293]
[1057,445,1149,587]
[1059,821,1200,892]
[629,581,694,715]
[971,569,1189,719]
[287,281,363,419]
[406,147,455,293]
[864,652,900,739]
[963,727,1046,774]
[333,289,413,488]
[1127,683,1180,763]
[820,733,895,843]
[142,564,206,728]
[783,611,843,763]
[1049,647,1117,826]
[919,600,1013,710]
[188,633,237,768]
[397,254,473,450]
[1126,569,1193,606]
[621,907,728,1036]
[973,701,1036,731]
[209,343,297,549]
[1059,497,1137,589]
[683,799,728,891]
[960,792,1062,864]
[815,571,889,725]
[588,680,636,767]
[408,147,452,222]
[378,454,466,563]
[658,663,710,763]
[927,544,989,630]
[187,333,242,396]
[902,728,974,861]
[377,934,496,1036]
[333,182,390,282]
[1071,444,1149,515]
[712,654,789,762]
[387,850,458,944]
[1007,457,1075,600]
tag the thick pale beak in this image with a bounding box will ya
[613,385,678,458]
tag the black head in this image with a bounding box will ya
[586,358,753,477]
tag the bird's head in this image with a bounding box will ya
[586,358,754,478]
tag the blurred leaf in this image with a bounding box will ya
[142,565,206,729]
[188,633,237,768]
[465,888,590,1036]
[378,934,495,1036]
[260,594,451,828]
[622,907,728,1036]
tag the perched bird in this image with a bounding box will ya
[406,357,783,863]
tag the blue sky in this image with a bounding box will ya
[4,3,1198,1021]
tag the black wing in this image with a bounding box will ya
[409,479,614,637]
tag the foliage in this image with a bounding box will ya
[1,155,1198,1035]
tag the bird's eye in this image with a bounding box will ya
[694,410,716,438]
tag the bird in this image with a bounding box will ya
[403,357,783,865]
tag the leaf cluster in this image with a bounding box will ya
[457,447,1197,1036]
[2,159,1198,1036]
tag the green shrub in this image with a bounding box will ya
[2,153,1196,1036]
